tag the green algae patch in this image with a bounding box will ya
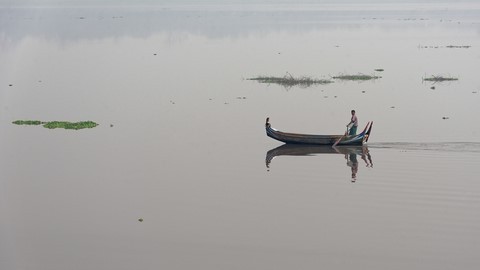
[13,120,98,130]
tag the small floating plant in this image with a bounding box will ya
[423,75,458,82]
[13,120,98,130]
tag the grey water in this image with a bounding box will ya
[1,1,480,269]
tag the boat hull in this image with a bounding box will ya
[265,118,372,146]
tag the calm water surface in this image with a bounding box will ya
[1,1,480,269]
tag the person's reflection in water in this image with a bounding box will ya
[346,153,359,182]
[265,145,373,182]
[344,147,372,183]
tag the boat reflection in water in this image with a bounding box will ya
[266,144,373,182]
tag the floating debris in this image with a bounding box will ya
[9,84,13,87]
[236,97,247,99]
[431,86,435,90]
[374,69,384,72]
[138,218,144,222]
[442,117,450,120]
[248,73,333,88]
[13,120,98,130]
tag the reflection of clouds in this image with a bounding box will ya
[1,4,479,43]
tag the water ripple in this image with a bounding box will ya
[369,142,480,153]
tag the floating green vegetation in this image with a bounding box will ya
[43,121,98,130]
[248,73,333,88]
[419,45,471,49]
[12,120,44,125]
[13,120,98,130]
[446,45,471,49]
[423,75,458,82]
[332,73,381,81]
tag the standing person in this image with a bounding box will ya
[347,110,358,135]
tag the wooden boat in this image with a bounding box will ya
[265,117,372,145]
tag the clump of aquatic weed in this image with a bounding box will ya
[332,73,381,81]
[248,73,333,88]
[43,121,98,130]
[418,45,471,49]
[446,45,471,49]
[423,75,458,82]
[12,120,44,125]
[13,120,98,130]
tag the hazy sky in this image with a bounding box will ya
[1,0,478,7]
